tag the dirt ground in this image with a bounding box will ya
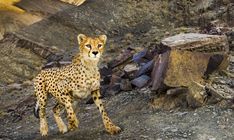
[0,84,234,140]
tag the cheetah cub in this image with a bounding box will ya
[34,34,121,136]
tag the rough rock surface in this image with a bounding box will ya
[164,50,211,87]
[0,34,45,84]
[168,0,234,26]
[161,33,229,52]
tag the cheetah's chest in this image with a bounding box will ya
[72,72,100,99]
[72,79,99,99]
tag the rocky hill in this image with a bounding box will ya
[0,0,233,139]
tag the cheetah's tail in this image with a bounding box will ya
[33,100,40,118]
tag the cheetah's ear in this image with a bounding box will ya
[99,35,107,44]
[77,34,86,44]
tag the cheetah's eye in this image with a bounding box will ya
[98,44,102,48]
[85,44,92,49]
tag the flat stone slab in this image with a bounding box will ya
[161,33,229,52]
[131,75,150,88]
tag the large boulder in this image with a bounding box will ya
[164,50,229,87]
[152,33,230,107]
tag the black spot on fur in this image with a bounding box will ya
[93,96,97,100]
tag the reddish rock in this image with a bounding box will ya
[151,51,170,91]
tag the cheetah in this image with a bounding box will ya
[34,34,121,136]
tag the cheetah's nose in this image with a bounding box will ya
[92,51,98,55]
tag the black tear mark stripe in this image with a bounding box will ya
[88,49,91,57]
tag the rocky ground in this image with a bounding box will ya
[0,86,234,140]
[0,0,234,140]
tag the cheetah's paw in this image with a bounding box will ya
[106,125,121,135]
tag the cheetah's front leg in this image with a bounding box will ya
[62,96,79,131]
[91,90,121,134]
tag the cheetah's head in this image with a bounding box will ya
[77,34,107,61]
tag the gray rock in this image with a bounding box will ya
[131,75,150,88]
[123,63,139,74]
[161,33,229,53]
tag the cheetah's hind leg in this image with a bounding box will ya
[34,78,49,136]
[53,103,68,134]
